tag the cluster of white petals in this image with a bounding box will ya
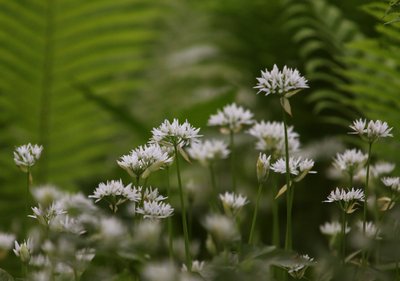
[257,153,271,183]
[31,185,65,206]
[333,149,367,173]
[13,238,33,263]
[255,65,309,97]
[151,119,201,147]
[203,214,238,242]
[208,103,254,133]
[187,139,230,166]
[324,187,365,203]
[320,221,350,236]
[271,157,316,178]
[29,202,67,226]
[286,254,314,279]
[349,119,393,142]
[382,177,400,192]
[0,233,16,251]
[136,200,174,220]
[13,143,43,172]
[356,221,381,239]
[219,192,248,216]
[117,143,173,179]
[248,121,300,155]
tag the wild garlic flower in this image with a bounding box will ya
[382,177,400,192]
[31,185,65,207]
[320,221,350,236]
[219,192,248,216]
[349,119,393,142]
[142,186,167,201]
[333,149,367,175]
[372,162,395,177]
[255,65,309,97]
[208,103,254,133]
[151,119,201,147]
[29,203,66,226]
[136,200,174,220]
[203,214,239,243]
[14,238,33,263]
[187,139,230,166]
[257,153,271,183]
[356,221,381,239]
[89,180,141,212]
[248,121,300,156]
[286,254,314,279]
[50,215,85,235]
[182,260,205,273]
[117,143,173,179]
[324,187,365,213]
[0,233,16,251]
[14,143,43,172]
[142,262,178,281]
[271,157,316,181]
[99,217,126,239]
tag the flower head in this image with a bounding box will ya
[203,214,239,243]
[117,143,173,179]
[136,200,174,220]
[271,157,316,182]
[257,153,271,183]
[324,187,365,214]
[320,221,350,236]
[29,202,66,226]
[285,254,314,279]
[13,238,33,263]
[255,65,308,97]
[382,177,400,192]
[219,192,248,216]
[0,233,16,251]
[349,119,393,142]
[151,119,201,147]
[333,149,367,174]
[208,103,254,133]
[89,180,141,212]
[14,143,43,172]
[248,121,300,156]
[31,185,65,208]
[356,221,381,239]
[187,139,230,166]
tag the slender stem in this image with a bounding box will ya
[209,164,218,211]
[174,145,191,269]
[166,167,174,260]
[341,210,346,263]
[282,107,292,251]
[25,169,31,234]
[22,263,28,279]
[362,142,373,264]
[272,180,280,248]
[349,170,353,187]
[229,130,236,191]
[248,182,263,244]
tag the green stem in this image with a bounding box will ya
[282,107,292,251]
[248,182,263,244]
[23,263,28,280]
[229,130,236,191]
[166,167,174,260]
[209,164,218,211]
[362,142,373,264]
[25,169,31,233]
[174,145,191,269]
[272,177,280,248]
[341,210,346,264]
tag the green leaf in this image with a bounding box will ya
[0,269,14,281]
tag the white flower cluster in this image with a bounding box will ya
[29,202,67,226]
[117,143,173,179]
[14,238,33,263]
[203,214,239,243]
[356,221,381,239]
[286,254,314,279]
[13,143,43,172]
[333,149,367,174]
[136,200,174,220]
[187,139,230,166]
[248,121,300,156]
[257,153,271,183]
[324,187,365,214]
[271,157,315,181]
[349,119,393,142]
[151,119,201,147]
[255,64,309,97]
[0,232,16,251]
[208,103,254,133]
[382,177,400,192]
[219,191,248,216]
[320,221,350,236]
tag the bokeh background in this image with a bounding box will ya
[0,0,399,276]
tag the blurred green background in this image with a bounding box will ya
[0,0,399,271]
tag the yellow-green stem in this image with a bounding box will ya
[282,107,292,251]
[362,142,372,264]
[166,167,174,260]
[209,164,219,211]
[229,130,236,191]
[248,182,263,244]
[341,210,346,264]
[174,145,191,269]
[271,176,280,248]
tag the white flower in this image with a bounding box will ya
[320,221,350,236]
[142,186,167,202]
[182,260,205,273]
[13,143,43,172]
[75,248,96,262]
[382,177,400,192]
[89,180,140,212]
[99,217,126,239]
[187,139,230,166]
[13,238,33,263]
[219,192,248,216]
[271,157,316,181]
[29,202,66,226]
[286,254,314,279]
[356,221,381,239]
[324,187,365,213]
[151,119,201,147]
[31,185,65,207]
[248,121,300,155]
[142,262,178,281]
[117,143,173,179]
[372,162,395,177]
[0,233,16,251]
[257,153,271,183]
[255,64,309,97]
[208,103,254,133]
[349,119,393,142]
[333,149,367,174]
[50,215,85,235]
[133,220,161,246]
[203,214,238,242]
[136,200,174,220]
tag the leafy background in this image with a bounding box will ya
[0,0,399,276]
